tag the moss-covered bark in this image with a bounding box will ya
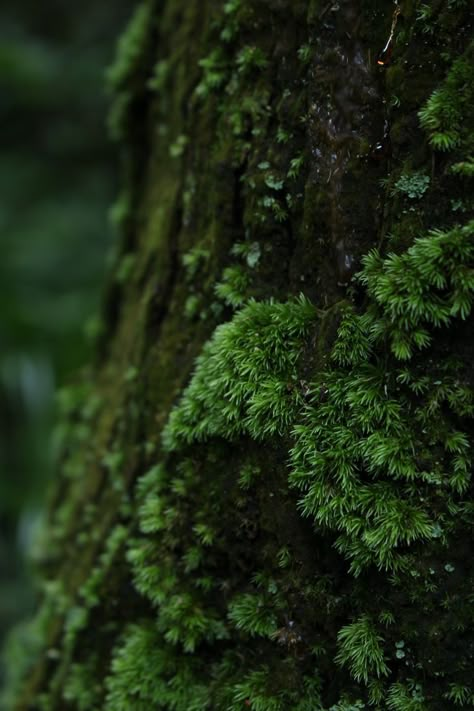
[3,1,474,709]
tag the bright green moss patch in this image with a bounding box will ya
[386,682,426,711]
[227,667,323,711]
[104,624,211,711]
[228,575,283,639]
[145,216,474,702]
[335,616,390,684]
[418,40,474,153]
[127,464,229,655]
[164,221,474,580]
[214,264,251,308]
[163,296,318,448]
[291,222,474,575]
[359,221,474,359]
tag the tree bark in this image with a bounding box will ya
[4,1,474,709]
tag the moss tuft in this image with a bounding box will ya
[163,296,318,448]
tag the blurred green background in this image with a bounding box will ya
[0,0,133,674]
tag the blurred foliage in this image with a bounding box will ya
[0,0,133,670]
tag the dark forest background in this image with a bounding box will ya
[0,0,133,678]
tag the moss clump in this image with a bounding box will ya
[214,264,251,308]
[163,296,318,448]
[126,464,229,656]
[62,655,102,711]
[335,616,390,684]
[359,222,474,358]
[227,667,323,711]
[164,222,474,581]
[418,41,474,154]
[227,584,280,638]
[386,682,426,711]
[104,624,211,711]
[152,217,474,703]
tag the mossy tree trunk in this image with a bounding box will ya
[5,1,474,709]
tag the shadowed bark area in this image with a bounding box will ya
[4,1,474,709]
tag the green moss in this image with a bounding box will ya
[7,1,474,709]
[231,241,262,269]
[106,0,155,142]
[109,190,133,233]
[182,246,210,281]
[451,158,474,178]
[169,134,189,158]
[1,581,69,709]
[106,2,154,91]
[155,214,474,699]
[115,253,136,285]
[184,294,202,320]
[147,59,169,93]
[418,41,474,153]
[104,624,211,711]
[62,655,102,710]
[291,229,474,576]
[359,222,474,359]
[214,265,251,307]
[228,591,279,638]
[236,46,268,75]
[444,683,474,707]
[195,49,229,99]
[126,465,229,655]
[164,221,474,583]
[162,296,317,448]
[386,682,426,711]
[335,616,390,684]
[80,525,128,607]
[228,667,324,711]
